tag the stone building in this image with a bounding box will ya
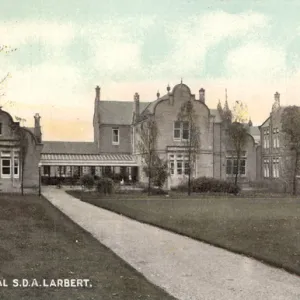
[0,108,43,191]
[259,92,296,192]
[91,82,260,188]
[0,82,262,192]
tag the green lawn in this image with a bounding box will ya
[0,194,177,300]
[68,191,300,276]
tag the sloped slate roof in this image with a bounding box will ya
[249,126,260,144]
[42,141,99,154]
[98,101,150,125]
[25,127,35,135]
[40,153,138,166]
[249,126,260,137]
[209,109,222,122]
[98,98,222,125]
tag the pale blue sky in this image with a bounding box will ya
[1,0,300,140]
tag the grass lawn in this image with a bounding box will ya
[68,190,300,277]
[0,194,177,300]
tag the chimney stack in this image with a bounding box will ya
[95,86,100,101]
[199,88,205,102]
[274,91,280,104]
[134,92,140,121]
[34,113,42,143]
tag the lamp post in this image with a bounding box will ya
[38,162,42,197]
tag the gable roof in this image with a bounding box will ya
[249,126,260,137]
[98,101,150,125]
[209,109,222,123]
[42,141,99,154]
[249,126,260,144]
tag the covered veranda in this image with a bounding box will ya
[39,153,139,185]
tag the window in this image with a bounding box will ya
[43,166,50,176]
[240,159,246,175]
[272,128,280,149]
[173,121,190,140]
[263,127,270,149]
[177,160,183,175]
[14,159,19,176]
[169,155,175,175]
[273,158,279,178]
[226,151,246,176]
[168,153,193,176]
[184,162,190,175]
[58,166,66,176]
[174,121,181,139]
[182,121,189,140]
[112,128,119,145]
[1,159,10,177]
[264,159,270,177]
[0,123,2,135]
[226,159,232,175]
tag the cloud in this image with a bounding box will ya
[0,12,294,140]
[225,41,286,80]
[0,21,75,47]
[79,17,155,77]
[157,11,269,76]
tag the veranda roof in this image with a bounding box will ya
[40,153,138,166]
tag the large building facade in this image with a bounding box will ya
[1,82,263,191]
[91,82,260,188]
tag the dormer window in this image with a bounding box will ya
[112,128,119,145]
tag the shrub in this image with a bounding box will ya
[96,177,114,195]
[173,177,240,195]
[80,174,95,190]
[143,156,169,188]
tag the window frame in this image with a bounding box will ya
[1,158,11,178]
[112,127,120,145]
[263,159,270,178]
[173,121,190,141]
[225,151,247,176]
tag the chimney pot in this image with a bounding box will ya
[95,86,100,101]
[134,93,140,121]
[34,113,42,143]
[199,88,205,102]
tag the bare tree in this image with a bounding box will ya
[177,100,201,196]
[281,106,300,195]
[227,101,249,186]
[137,116,159,195]
[0,45,17,103]
[227,122,249,185]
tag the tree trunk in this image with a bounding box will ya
[188,150,192,196]
[21,159,24,196]
[148,152,151,196]
[292,151,299,195]
[187,130,192,196]
[234,154,240,186]
[188,169,191,196]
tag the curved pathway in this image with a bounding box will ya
[42,187,300,300]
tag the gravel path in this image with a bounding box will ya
[42,187,300,300]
